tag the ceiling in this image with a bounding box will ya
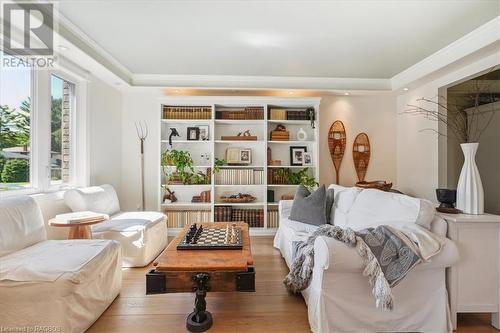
[57,1,499,80]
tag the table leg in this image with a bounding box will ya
[186,273,212,332]
[68,225,92,239]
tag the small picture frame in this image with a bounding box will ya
[187,127,200,140]
[198,125,210,140]
[302,152,313,166]
[290,146,307,166]
[240,149,251,163]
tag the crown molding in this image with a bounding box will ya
[391,16,500,90]
[132,74,391,91]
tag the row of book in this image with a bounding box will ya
[268,108,312,120]
[214,206,264,227]
[267,209,279,228]
[163,106,212,119]
[164,210,211,228]
[215,169,264,185]
[267,169,292,185]
[216,107,264,120]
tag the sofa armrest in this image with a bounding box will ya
[279,200,293,220]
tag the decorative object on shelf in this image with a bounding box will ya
[192,190,211,203]
[161,149,210,185]
[225,147,252,165]
[403,77,500,214]
[302,152,313,166]
[221,130,257,141]
[355,180,392,191]
[273,168,318,189]
[435,189,461,214]
[270,124,290,141]
[267,147,281,166]
[198,125,210,140]
[328,120,346,184]
[168,127,180,147]
[220,193,257,203]
[352,133,371,182]
[162,186,177,204]
[306,107,316,129]
[134,121,148,211]
[187,127,200,140]
[290,146,307,166]
[297,128,308,141]
[456,143,484,214]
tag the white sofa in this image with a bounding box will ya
[274,185,460,333]
[64,184,168,267]
[0,196,122,333]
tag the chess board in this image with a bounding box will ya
[177,225,243,250]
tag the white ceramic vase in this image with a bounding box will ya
[456,142,484,214]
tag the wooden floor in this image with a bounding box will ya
[89,237,497,333]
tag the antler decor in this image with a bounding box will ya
[328,120,346,184]
[352,133,371,182]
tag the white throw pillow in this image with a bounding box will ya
[346,189,435,230]
[0,196,47,257]
[64,184,121,216]
[328,184,363,227]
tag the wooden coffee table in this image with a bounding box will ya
[48,217,106,239]
[146,222,255,332]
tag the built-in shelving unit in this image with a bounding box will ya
[158,97,320,236]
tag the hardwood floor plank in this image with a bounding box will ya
[88,236,496,332]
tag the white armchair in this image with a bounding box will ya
[274,185,459,333]
[64,184,168,267]
[0,196,122,333]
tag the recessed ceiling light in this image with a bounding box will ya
[344,92,350,96]
[403,87,409,91]
[59,45,69,51]
[174,89,180,93]
[288,91,294,95]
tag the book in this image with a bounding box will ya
[54,211,108,224]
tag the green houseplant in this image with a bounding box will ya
[276,168,318,189]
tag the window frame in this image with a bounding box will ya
[0,57,89,198]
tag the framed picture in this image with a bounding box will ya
[187,127,200,140]
[302,152,313,166]
[198,125,209,140]
[290,146,307,166]
[226,148,252,165]
[240,149,251,163]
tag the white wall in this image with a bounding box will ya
[319,95,397,187]
[396,44,499,201]
[88,76,123,193]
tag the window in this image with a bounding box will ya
[50,74,75,185]
[0,53,32,192]
[0,52,87,196]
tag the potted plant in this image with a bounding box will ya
[276,168,318,189]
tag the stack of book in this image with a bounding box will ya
[215,169,264,185]
[286,110,310,120]
[267,209,279,228]
[269,108,287,120]
[54,211,108,224]
[214,206,264,227]
[267,168,289,184]
[163,106,211,119]
[216,107,264,120]
[270,130,290,141]
[164,210,211,228]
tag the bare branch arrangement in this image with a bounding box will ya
[402,70,499,143]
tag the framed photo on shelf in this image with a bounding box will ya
[187,127,200,140]
[290,146,307,166]
[302,152,313,166]
[240,149,251,163]
[198,125,209,140]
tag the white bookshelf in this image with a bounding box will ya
[158,97,320,236]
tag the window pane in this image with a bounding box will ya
[0,53,31,191]
[50,75,73,184]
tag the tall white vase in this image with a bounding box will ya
[456,143,484,214]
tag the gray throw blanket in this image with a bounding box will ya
[284,224,421,310]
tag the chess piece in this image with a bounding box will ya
[230,224,237,244]
[225,225,230,244]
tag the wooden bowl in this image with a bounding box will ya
[355,180,393,191]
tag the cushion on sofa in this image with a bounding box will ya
[0,196,47,257]
[346,189,435,230]
[290,185,332,226]
[327,184,362,227]
[64,184,120,216]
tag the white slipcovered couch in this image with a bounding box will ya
[274,185,460,333]
[64,184,168,267]
[0,196,122,333]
